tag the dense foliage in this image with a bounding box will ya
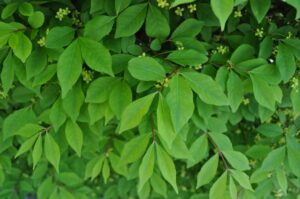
[0,0,300,198]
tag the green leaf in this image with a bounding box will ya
[187,135,208,168]
[230,44,255,64]
[182,71,228,106]
[276,43,296,82]
[79,37,113,75]
[229,176,237,199]
[57,40,82,97]
[284,0,300,18]
[171,19,204,39]
[86,77,116,103]
[14,123,44,137]
[1,51,15,93]
[91,155,105,180]
[9,32,32,63]
[109,80,132,119]
[115,0,132,13]
[256,123,283,137]
[196,154,219,188]
[45,26,75,48]
[250,0,271,23]
[230,169,253,191]
[291,81,300,113]
[120,134,150,164]
[150,173,167,198]
[102,158,110,184]
[3,107,37,139]
[166,75,194,133]
[157,94,176,148]
[1,3,18,19]
[115,3,148,38]
[32,135,43,169]
[251,64,281,85]
[276,169,287,194]
[156,144,178,193]
[227,71,243,112]
[259,37,273,59]
[287,146,300,177]
[128,57,166,81]
[209,171,227,199]
[84,16,115,41]
[170,0,196,8]
[44,133,60,172]
[146,4,170,38]
[28,11,45,28]
[261,146,286,171]
[18,2,33,16]
[65,120,83,157]
[211,0,234,31]
[223,150,250,171]
[167,50,208,66]
[119,92,156,133]
[26,48,47,79]
[62,82,84,122]
[15,134,38,158]
[139,143,155,189]
[250,74,276,111]
[50,99,66,132]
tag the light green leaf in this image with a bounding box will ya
[170,0,196,8]
[187,135,208,168]
[1,51,15,93]
[115,3,148,38]
[50,99,66,132]
[9,32,32,63]
[166,75,194,133]
[250,74,276,111]
[291,77,300,113]
[146,4,170,38]
[102,158,110,184]
[229,176,237,199]
[65,120,83,157]
[284,0,300,18]
[256,123,283,137]
[171,18,204,39]
[156,144,178,193]
[287,146,300,177]
[26,48,47,79]
[157,94,176,148]
[86,77,116,103]
[276,43,296,82]
[150,173,167,198]
[79,37,113,75]
[120,134,150,164]
[196,154,219,188]
[1,3,18,19]
[276,169,287,194]
[261,146,286,171]
[44,133,60,172]
[128,57,166,81]
[15,134,38,158]
[119,92,156,133]
[14,123,44,137]
[62,82,84,122]
[18,2,33,16]
[84,16,115,41]
[230,169,253,191]
[28,11,45,28]
[223,150,250,171]
[259,37,273,59]
[167,50,208,66]
[109,80,132,119]
[227,71,243,112]
[45,26,75,48]
[250,0,271,23]
[91,155,105,180]
[139,143,155,190]
[182,71,228,106]
[230,44,255,64]
[209,171,227,199]
[57,40,82,97]
[32,135,43,169]
[211,0,234,31]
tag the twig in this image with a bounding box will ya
[157,65,182,93]
[206,133,231,172]
[39,126,53,134]
[13,28,31,33]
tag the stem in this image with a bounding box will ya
[150,113,156,142]
[13,28,30,33]
[39,126,53,134]
[157,65,182,93]
[206,133,231,172]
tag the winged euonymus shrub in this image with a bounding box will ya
[0,0,300,198]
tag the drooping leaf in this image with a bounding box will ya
[209,171,228,199]
[211,0,234,30]
[65,120,83,157]
[196,154,219,188]
[139,143,155,189]
[44,133,60,172]
[250,0,271,23]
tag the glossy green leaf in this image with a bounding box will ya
[276,43,296,82]
[139,143,155,189]
[84,16,115,41]
[167,50,208,66]
[15,134,38,158]
[196,154,219,188]
[171,18,204,39]
[227,71,243,112]
[1,51,15,93]
[146,4,170,38]
[211,0,234,30]
[261,146,286,171]
[223,150,250,171]
[32,135,43,169]
[45,26,75,48]
[250,0,271,23]
[28,11,45,28]
[9,32,32,63]
[65,120,83,157]
[209,171,227,199]
[231,169,253,191]
[44,133,60,172]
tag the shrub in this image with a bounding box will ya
[0,0,300,198]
